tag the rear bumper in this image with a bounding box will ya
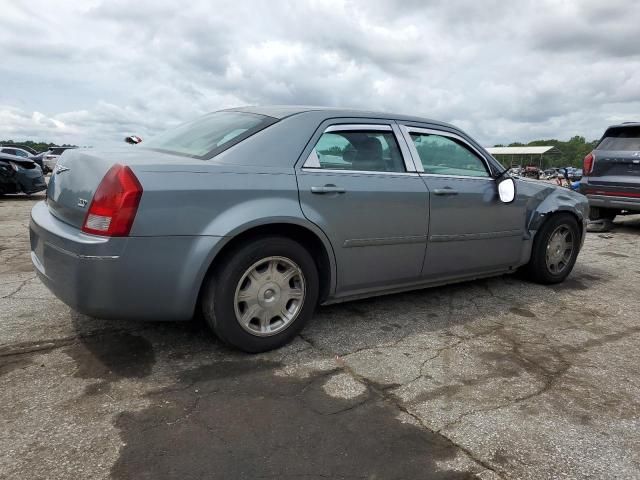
[30,201,223,321]
[584,194,640,212]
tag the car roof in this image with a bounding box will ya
[225,105,454,128]
[606,122,640,129]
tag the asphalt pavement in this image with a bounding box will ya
[1,193,639,479]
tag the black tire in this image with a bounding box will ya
[524,213,581,284]
[201,236,319,353]
[589,207,619,221]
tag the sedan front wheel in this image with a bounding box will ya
[524,213,580,284]
[202,236,319,353]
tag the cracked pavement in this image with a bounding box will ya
[1,193,639,479]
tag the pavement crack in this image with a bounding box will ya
[0,275,36,299]
[0,326,152,358]
[299,332,503,478]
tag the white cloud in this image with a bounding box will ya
[0,0,638,147]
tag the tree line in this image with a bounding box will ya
[493,135,598,168]
[0,140,77,153]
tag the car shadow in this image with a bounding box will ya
[613,214,640,233]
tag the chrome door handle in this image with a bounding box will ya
[433,188,458,196]
[311,185,346,194]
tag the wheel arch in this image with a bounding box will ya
[194,218,337,314]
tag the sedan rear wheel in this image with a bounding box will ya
[234,256,306,337]
[202,236,319,353]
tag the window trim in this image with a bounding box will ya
[399,125,495,179]
[303,123,416,173]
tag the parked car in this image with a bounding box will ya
[524,165,541,179]
[0,152,47,195]
[42,146,77,172]
[0,146,48,173]
[572,169,583,181]
[580,122,640,221]
[30,106,589,352]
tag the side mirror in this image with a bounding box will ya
[497,176,516,203]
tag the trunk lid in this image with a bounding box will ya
[586,124,640,190]
[46,147,204,229]
[589,150,640,183]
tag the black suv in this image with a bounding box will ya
[580,123,640,221]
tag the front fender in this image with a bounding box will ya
[518,179,589,244]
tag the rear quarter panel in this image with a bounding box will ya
[130,165,305,236]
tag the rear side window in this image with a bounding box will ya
[597,126,640,151]
[410,133,489,177]
[309,129,405,173]
[143,111,277,159]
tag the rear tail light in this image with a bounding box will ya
[583,151,594,175]
[82,164,143,236]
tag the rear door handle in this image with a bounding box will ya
[433,188,458,196]
[311,185,346,194]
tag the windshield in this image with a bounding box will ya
[598,126,640,151]
[143,111,275,158]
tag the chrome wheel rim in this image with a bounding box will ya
[234,256,306,337]
[545,225,574,274]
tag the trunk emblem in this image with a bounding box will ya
[77,198,88,208]
[55,165,70,174]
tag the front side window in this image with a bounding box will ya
[310,130,405,173]
[410,133,488,177]
[143,111,276,159]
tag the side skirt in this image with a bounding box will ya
[321,268,515,306]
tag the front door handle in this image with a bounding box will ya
[311,185,346,194]
[433,188,458,196]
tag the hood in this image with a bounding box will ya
[0,152,38,167]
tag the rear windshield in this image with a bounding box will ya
[143,111,276,159]
[597,126,640,151]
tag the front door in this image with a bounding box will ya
[402,126,526,279]
[296,123,429,295]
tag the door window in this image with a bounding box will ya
[410,133,489,177]
[310,130,405,173]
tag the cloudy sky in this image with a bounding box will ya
[0,0,638,147]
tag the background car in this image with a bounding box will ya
[42,146,77,172]
[0,152,47,195]
[580,122,640,222]
[0,146,48,173]
[30,106,588,352]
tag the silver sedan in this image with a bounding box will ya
[30,106,588,352]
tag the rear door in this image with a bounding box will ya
[399,125,525,279]
[296,121,429,295]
